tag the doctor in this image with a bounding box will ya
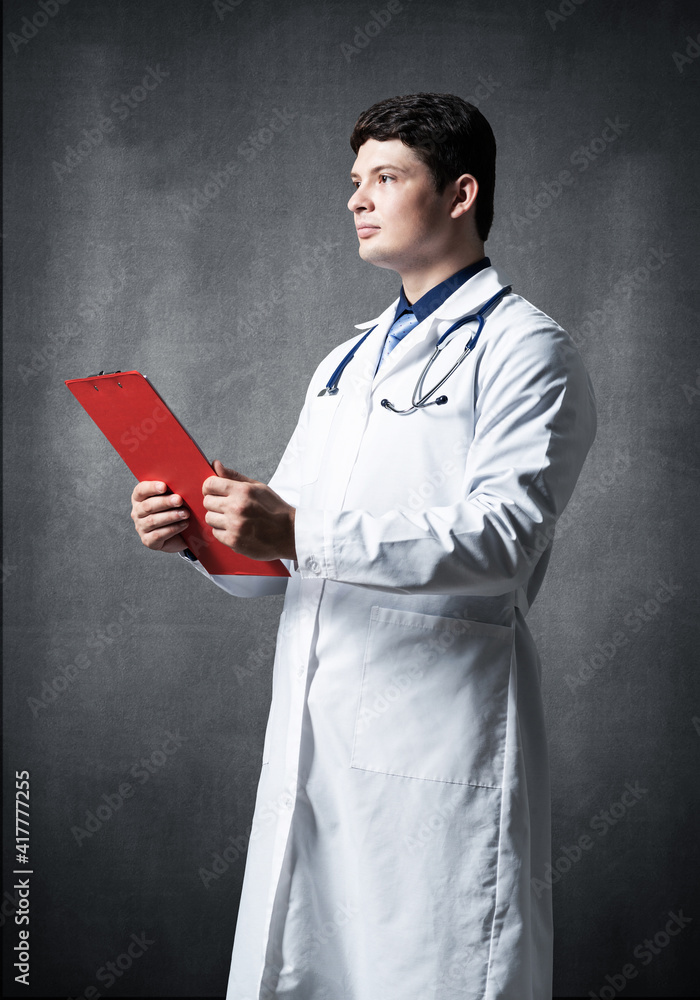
[131,93,597,999]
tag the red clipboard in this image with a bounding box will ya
[65,370,290,578]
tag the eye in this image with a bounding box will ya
[379,174,394,183]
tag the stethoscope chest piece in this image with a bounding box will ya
[380,284,511,415]
[381,394,448,409]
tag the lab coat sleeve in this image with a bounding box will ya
[293,323,598,596]
[177,550,293,597]
[177,399,308,597]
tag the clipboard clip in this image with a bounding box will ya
[85,370,122,378]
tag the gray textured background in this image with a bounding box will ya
[3,0,699,996]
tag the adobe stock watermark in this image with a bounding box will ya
[588,909,692,998]
[67,931,155,998]
[672,32,700,73]
[58,465,129,542]
[531,780,648,898]
[18,267,127,385]
[228,590,320,688]
[353,659,425,737]
[681,368,700,405]
[511,116,629,235]
[544,0,587,31]
[404,77,502,167]
[569,247,674,350]
[564,577,682,695]
[52,65,169,183]
[403,788,463,852]
[247,235,341,322]
[177,160,241,222]
[71,732,186,846]
[340,0,409,62]
[353,607,485,740]
[233,630,279,686]
[7,0,71,55]
[213,0,245,20]
[206,236,343,376]
[464,75,501,109]
[216,237,343,351]
[3,559,19,584]
[229,902,357,970]
[177,107,297,222]
[443,944,484,991]
[120,403,169,453]
[406,439,469,510]
[523,447,632,563]
[0,886,22,929]
[244,961,283,1000]
[27,600,142,717]
[307,900,359,956]
[198,830,250,889]
[198,779,298,889]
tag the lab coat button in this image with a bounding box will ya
[305,556,320,574]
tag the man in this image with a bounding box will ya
[131,93,597,999]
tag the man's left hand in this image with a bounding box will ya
[202,460,297,562]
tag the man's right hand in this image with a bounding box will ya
[130,481,190,553]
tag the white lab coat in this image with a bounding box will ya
[183,263,597,999]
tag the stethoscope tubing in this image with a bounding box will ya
[319,284,512,410]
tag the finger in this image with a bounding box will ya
[212,459,256,483]
[209,525,228,546]
[202,494,226,512]
[159,533,190,553]
[140,519,189,547]
[139,508,190,533]
[137,493,187,516]
[202,475,234,497]
[157,519,190,539]
[210,524,237,548]
[204,510,228,530]
[132,480,168,502]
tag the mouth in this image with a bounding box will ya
[356,224,380,239]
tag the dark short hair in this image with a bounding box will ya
[350,92,496,242]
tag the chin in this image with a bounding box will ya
[358,241,395,269]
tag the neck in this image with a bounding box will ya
[400,245,486,304]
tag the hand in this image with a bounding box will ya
[202,460,297,562]
[130,481,190,553]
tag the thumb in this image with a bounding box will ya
[212,459,256,483]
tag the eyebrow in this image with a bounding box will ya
[350,163,407,180]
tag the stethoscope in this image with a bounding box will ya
[317,284,512,414]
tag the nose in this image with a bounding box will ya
[347,184,371,213]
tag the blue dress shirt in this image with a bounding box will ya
[392,256,491,325]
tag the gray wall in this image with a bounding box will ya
[3,0,699,996]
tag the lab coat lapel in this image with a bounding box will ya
[343,298,399,399]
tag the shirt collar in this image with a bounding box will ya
[394,256,491,325]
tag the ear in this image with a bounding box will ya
[449,174,479,220]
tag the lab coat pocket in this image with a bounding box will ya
[350,606,513,788]
[299,393,343,485]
